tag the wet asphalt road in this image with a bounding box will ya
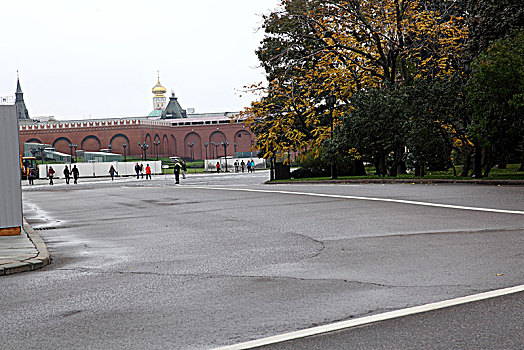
[1,171,523,349]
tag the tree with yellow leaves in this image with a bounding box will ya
[242,0,469,176]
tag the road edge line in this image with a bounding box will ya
[185,186,524,215]
[213,285,524,349]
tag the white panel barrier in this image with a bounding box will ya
[38,161,162,179]
[0,105,23,233]
[204,157,266,172]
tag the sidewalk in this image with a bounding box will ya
[0,218,51,275]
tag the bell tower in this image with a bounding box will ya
[152,71,167,111]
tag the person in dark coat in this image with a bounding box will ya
[173,160,181,184]
[71,165,80,184]
[63,166,71,184]
[181,160,187,179]
[28,168,36,185]
[135,163,140,179]
[109,165,117,181]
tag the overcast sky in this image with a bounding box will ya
[0,0,279,120]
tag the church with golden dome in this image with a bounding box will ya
[148,72,188,120]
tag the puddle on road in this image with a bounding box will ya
[23,201,63,229]
[22,201,131,271]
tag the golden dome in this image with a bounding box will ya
[152,72,166,95]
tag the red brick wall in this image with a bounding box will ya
[19,120,255,159]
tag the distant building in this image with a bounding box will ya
[162,91,187,119]
[149,72,168,117]
[16,74,255,160]
[15,74,30,120]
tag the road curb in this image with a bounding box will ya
[0,218,51,276]
[267,179,524,186]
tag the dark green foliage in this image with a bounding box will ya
[466,0,524,58]
[467,29,524,175]
[291,148,366,178]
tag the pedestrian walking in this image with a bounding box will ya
[28,168,36,185]
[145,164,152,179]
[216,162,221,173]
[135,163,140,179]
[250,159,255,172]
[71,165,79,184]
[63,166,71,184]
[234,160,239,173]
[240,160,245,173]
[246,160,251,173]
[109,165,117,181]
[173,160,181,184]
[48,166,55,185]
[181,160,187,179]
[140,164,144,179]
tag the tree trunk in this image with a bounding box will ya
[460,149,472,177]
[519,147,524,171]
[414,163,425,177]
[354,159,366,176]
[483,146,494,177]
[389,144,406,177]
[375,152,387,177]
[472,144,483,178]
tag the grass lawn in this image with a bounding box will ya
[277,164,524,182]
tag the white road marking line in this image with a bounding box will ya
[185,186,524,215]
[213,285,524,350]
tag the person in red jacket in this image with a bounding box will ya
[145,164,152,180]
[48,166,55,185]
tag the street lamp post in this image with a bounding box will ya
[213,142,219,160]
[122,143,127,161]
[221,140,229,172]
[68,143,74,162]
[187,142,194,163]
[326,95,337,179]
[204,143,208,160]
[38,145,46,164]
[72,144,77,163]
[138,142,149,161]
[153,140,159,160]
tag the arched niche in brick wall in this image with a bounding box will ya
[24,137,43,144]
[109,133,130,155]
[209,130,226,145]
[144,133,152,146]
[162,134,169,157]
[234,130,252,153]
[81,135,101,152]
[170,135,177,157]
[52,137,73,154]
[184,132,202,160]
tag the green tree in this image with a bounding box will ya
[467,29,524,176]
